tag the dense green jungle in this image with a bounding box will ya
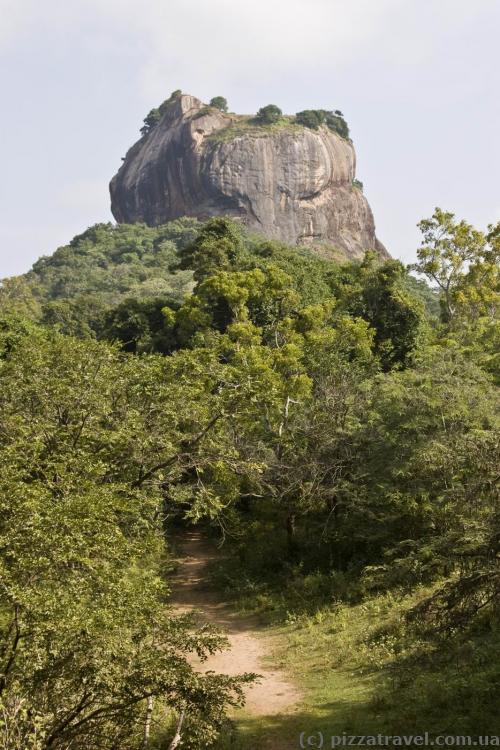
[0,210,498,748]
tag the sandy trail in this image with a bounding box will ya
[169,529,301,717]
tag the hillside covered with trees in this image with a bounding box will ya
[0,210,498,748]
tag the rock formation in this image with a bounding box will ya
[110,94,387,260]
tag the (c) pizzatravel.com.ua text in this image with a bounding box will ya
[299,733,500,747]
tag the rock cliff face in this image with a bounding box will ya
[110,95,387,260]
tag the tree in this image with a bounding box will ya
[0,275,41,320]
[178,217,245,283]
[140,108,161,136]
[412,211,499,382]
[455,220,500,324]
[256,104,282,124]
[353,347,500,631]
[17,220,198,340]
[413,208,488,322]
[328,255,426,370]
[359,258,426,370]
[260,313,375,553]
[209,96,228,112]
[0,326,252,749]
[102,296,177,353]
[154,90,183,117]
[293,109,350,138]
[322,110,350,139]
[295,110,324,129]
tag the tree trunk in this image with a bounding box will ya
[142,696,153,749]
[286,511,299,558]
[167,709,185,750]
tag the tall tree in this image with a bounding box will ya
[413,208,488,322]
[0,325,251,749]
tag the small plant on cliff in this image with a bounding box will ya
[353,179,364,191]
[158,89,182,115]
[140,107,161,136]
[210,96,228,112]
[140,91,183,135]
[256,104,283,124]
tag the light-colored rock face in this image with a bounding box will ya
[110,95,388,260]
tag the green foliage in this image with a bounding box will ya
[405,274,440,319]
[2,205,498,741]
[0,276,41,320]
[327,253,427,370]
[0,325,253,748]
[294,110,324,129]
[358,257,426,370]
[294,109,350,139]
[323,110,350,138]
[256,104,282,124]
[352,348,499,586]
[101,296,180,353]
[0,220,198,339]
[158,89,182,115]
[413,207,498,322]
[178,217,245,283]
[4,217,431,372]
[30,220,197,303]
[412,209,500,380]
[140,107,161,136]
[209,96,228,112]
[206,116,300,144]
[140,91,184,134]
[236,239,340,313]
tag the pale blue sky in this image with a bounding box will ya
[1,0,499,277]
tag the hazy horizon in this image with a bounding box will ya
[1,0,499,277]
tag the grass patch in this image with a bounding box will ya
[209,531,500,748]
[213,590,426,748]
[207,115,304,144]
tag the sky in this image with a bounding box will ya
[0,0,499,277]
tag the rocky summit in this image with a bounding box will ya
[110,94,388,260]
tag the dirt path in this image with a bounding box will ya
[169,529,301,717]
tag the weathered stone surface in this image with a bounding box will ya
[110,95,388,260]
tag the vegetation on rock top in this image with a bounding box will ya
[138,91,351,142]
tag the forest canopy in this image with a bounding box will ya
[0,209,498,746]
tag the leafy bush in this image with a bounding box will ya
[160,88,181,107]
[324,110,350,138]
[295,110,324,129]
[158,89,182,116]
[0,327,250,749]
[210,96,228,112]
[140,91,183,134]
[140,107,161,136]
[256,104,282,124]
[294,109,350,138]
